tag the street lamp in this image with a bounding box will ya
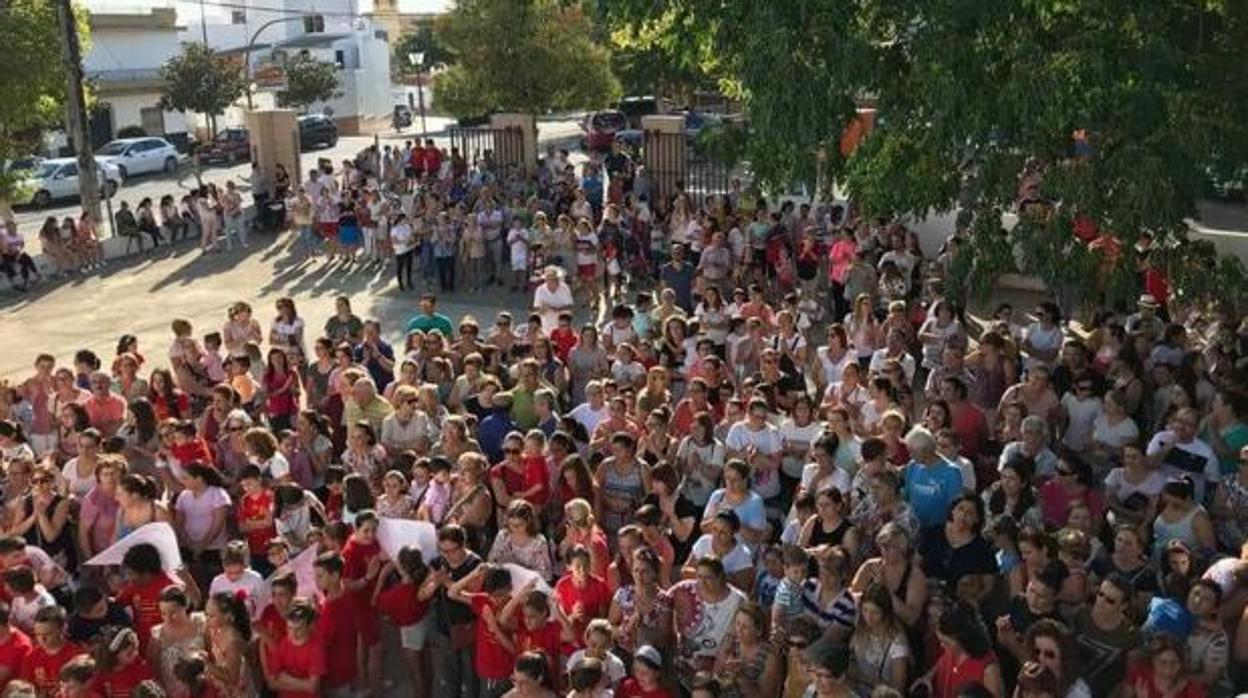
[407,51,427,137]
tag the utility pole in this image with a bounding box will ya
[56,0,102,225]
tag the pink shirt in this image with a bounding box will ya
[84,394,127,434]
[175,486,232,550]
[828,238,857,284]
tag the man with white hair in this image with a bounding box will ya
[343,375,393,434]
[902,426,965,534]
[532,266,573,333]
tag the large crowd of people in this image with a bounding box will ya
[0,133,1246,698]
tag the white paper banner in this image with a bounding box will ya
[376,518,438,563]
[503,563,551,595]
[84,522,183,568]
[252,544,322,617]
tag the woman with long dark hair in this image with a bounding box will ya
[913,600,1004,697]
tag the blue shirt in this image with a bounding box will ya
[405,312,454,339]
[352,340,395,389]
[704,489,767,532]
[477,410,517,464]
[903,458,965,529]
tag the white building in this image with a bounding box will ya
[175,0,394,136]
[82,6,190,145]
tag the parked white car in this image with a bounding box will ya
[95,137,182,178]
[13,157,122,209]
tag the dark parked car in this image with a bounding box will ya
[197,128,251,164]
[617,96,659,129]
[298,115,338,150]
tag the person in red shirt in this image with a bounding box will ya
[374,547,434,698]
[256,572,296,678]
[549,313,578,364]
[552,546,611,654]
[617,645,673,698]
[117,544,184,654]
[236,466,277,574]
[312,552,358,695]
[448,564,515,696]
[263,599,325,698]
[422,140,442,178]
[168,421,215,468]
[500,583,564,688]
[519,432,553,509]
[0,602,33,691]
[340,511,383,697]
[409,142,427,178]
[90,626,154,697]
[57,656,100,698]
[20,606,84,697]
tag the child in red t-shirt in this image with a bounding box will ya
[553,547,611,653]
[312,552,357,694]
[518,431,552,508]
[168,421,215,468]
[448,564,516,693]
[340,512,383,698]
[20,607,84,697]
[237,466,277,572]
[500,583,564,690]
[374,547,433,696]
[56,655,100,698]
[0,617,32,693]
[263,599,325,698]
[550,313,578,364]
[116,544,179,654]
[257,572,296,677]
[90,627,155,697]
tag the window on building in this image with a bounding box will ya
[334,50,345,69]
[140,107,166,135]
[231,10,246,24]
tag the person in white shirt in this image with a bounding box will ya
[1147,407,1220,503]
[390,213,416,291]
[569,381,609,436]
[725,399,784,504]
[532,266,574,334]
[3,566,56,633]
[208,541,267,618]
[506,218,530,291]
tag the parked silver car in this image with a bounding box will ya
[95,137,183,179]
[13,157,122,208]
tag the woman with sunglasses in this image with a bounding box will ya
[1038,455,1104,530]
[8,463,74,570]
[1024,619,1092,698]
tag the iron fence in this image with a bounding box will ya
[448,126,525,180]
[643,130,734,207]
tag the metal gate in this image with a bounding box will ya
[644,130,733,207]
[448,126,525,181]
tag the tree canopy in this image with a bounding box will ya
[608,0,1248,312]
[433,0,620,117]
[276,54,343,112]
[392,24,452,78]
[0,0,90,161]
[159,43,247,120]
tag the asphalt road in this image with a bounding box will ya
[10,115,588,255]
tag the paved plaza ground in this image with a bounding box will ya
[0,231,536,382]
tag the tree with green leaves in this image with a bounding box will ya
[0,0,90,213]
[433,0,621,118]
[392,24,452,78]
[609,0,1248,315]
[276,54,343,112]
[159,43,247,132]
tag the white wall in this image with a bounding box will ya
[84,15,190,138]
[103,93,188,136]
